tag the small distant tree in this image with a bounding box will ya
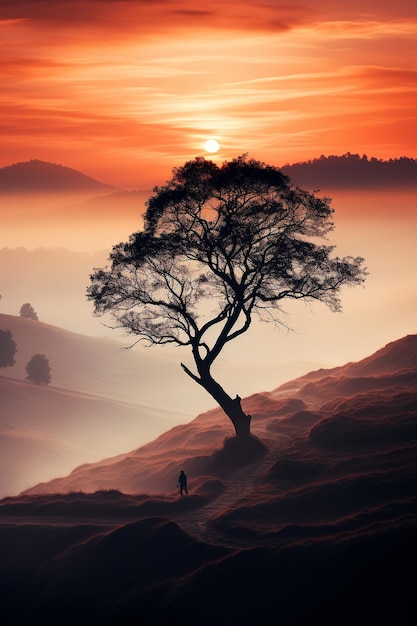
[88,155,367,439]
[26,354,51,385]
[0,329,17,369]
[19,303,39,321]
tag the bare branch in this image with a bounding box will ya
[87,155,367,437]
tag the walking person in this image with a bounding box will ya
[177,470,188,496]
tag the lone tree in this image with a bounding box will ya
[0,329,17,369]
[26,354,51,385]
[88,156,366,438]
[19,303,39,321]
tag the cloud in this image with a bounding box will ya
[3,1,416,33]
[0,0,311,35]
[1,1,416,186]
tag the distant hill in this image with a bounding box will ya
[281,153,417,189]
[0,312,206,415]
[0,376,176,498]
[0,313,198,498]
[2,154,416,196]
[0,159,117,193]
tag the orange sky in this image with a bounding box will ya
[1,0,417,188]
[0,1,416,440]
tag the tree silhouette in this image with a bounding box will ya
[0,329,17,369]
[88,156,367,438]
[19,303,39,321]
[26,354,51,385]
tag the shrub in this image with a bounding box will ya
[26,354,51,385]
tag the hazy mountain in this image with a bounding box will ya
[1,154,416,250]
[70,187,150,216]
[0,163,148,250]
[2,154,416,197]
[281,153,417,189]
[0,159,117,193]
[1,334,415,625]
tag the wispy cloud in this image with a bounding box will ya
[1,1,416,185]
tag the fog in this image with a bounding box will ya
[1,190,416,397]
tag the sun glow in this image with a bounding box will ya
[204,139,220,153]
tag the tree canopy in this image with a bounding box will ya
[19,303,39,321]
[0,329,17,369]
[88,155,367,438]
[26,354,51,385]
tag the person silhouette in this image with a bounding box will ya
[177,470,188,496]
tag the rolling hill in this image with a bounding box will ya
[0,376,175,497]
[21,333,417,496]
[0,313,205,498]
[0,313,327,498]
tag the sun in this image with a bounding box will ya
[204,139,220,153]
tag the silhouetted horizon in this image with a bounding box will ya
[282,153,417,189]
[0,159,118,193]
[1,153,417,194]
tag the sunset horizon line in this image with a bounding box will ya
[1,151,417,190]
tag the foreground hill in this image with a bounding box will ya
[0,334,415,625]
[21,334,417,496]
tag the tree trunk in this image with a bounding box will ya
[181,362,252,437]
[224,395,252,437]
[209,389,252,437]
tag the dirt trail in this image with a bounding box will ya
[174,429,285,546]
[0,429,290,544]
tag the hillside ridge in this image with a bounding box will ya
[0,159,117,193]
[2,154,416,193]
[21,332,417,497]
[281,153,417,189]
